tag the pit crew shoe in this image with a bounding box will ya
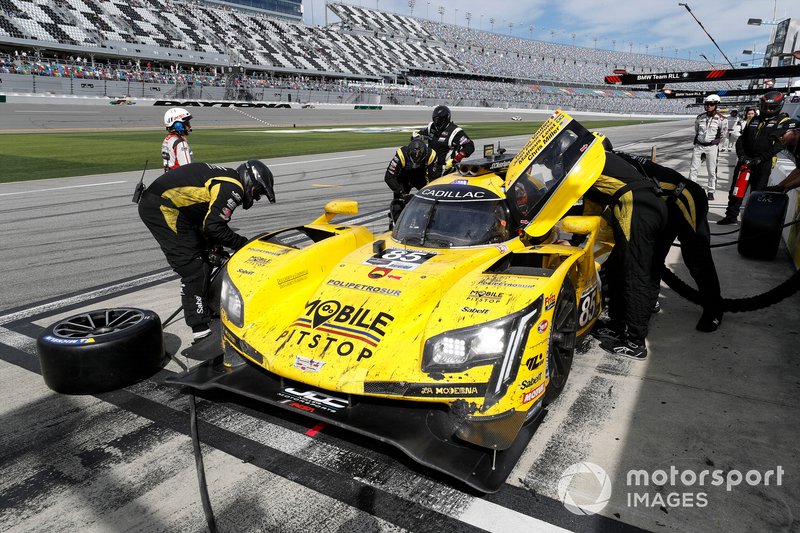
[600,338,648,360]
[717,215,738,225]
[590,323,624,343]
[696,310,723,332]
[652,300,661,314]
[182,328,223,361]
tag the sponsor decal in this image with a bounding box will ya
[278,270,308,287]
[293,355,326,372]
[42,335,95,345]
[154,100,291,108]
[236,269,254,275]
[364,248,436,271]
[580,143,589,152]
[226,198,237,210]
[489,160,511,170]
[512,115,565,165]
[278,387,348,412]
[221,207,232,220]
[420,188,486,199]
[231,191,242,202]
[525,353,544,371]
[495,244,510,254]
[523,383,546,403]
[286,401,315,413]
[461,306,489,314]
[537,320,549,334]
[326,279,401,296]
[452,179,468,184]
[545,294,556,310]
[250,247,290,256]
[244,256,271,266]
[467,290,504,303]
[367,267,402,280]
[579,281,599,327]
[277,299,394,360]
[519,374,542,390]
[478,277,535,289]
[414,384,485,397]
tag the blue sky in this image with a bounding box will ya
[303,0,796,67]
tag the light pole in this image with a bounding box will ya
[593,36,598,49]
[612,39,616,50]
[529,25,534,40]
[465,11,471,30]
[437,5,444,24]
[509,22,514,35]
[408,0,415,16]
[480,14,483,30]
[550,29,555,42]
[489,17,495,32]
[426,1,429,19]
[454,8,458,25]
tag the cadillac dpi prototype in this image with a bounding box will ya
[170,111,613,492]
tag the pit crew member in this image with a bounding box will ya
[138,161,275,358]
[718,91,792,225]
[385,138,437,221]
[764,119,800,192]
[688,94,726,200]
[416,105,475,178]
[162,107,193,171]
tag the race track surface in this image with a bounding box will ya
[1,115,798,533]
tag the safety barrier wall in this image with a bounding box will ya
[770,157,800,269]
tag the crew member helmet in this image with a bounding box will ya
[236,160,275,209]
[432,105,451,130]
[406,138,428,169]
[759,91,785,119]
[164,107,193,135]
[703,94,721,106]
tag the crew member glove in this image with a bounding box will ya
[444,158,454,169]
[207,245,230,267]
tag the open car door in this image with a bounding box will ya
[505,110,607,238]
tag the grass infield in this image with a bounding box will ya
[0,119,655,182]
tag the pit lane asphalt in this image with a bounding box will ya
[1,117,798,533]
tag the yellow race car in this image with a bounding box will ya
[171,111,613,492]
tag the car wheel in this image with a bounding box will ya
[543,277,577,405]
[37,308,166,395]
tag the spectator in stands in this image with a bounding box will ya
[162,107,193,172]
[384,138,436,224]
[138,161,275,360]
[688,94,726,201]
[764,119,800,192]
[718,91,792,225]
[416,105,474,179]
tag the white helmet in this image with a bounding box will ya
[164,107,193,134]
[703,94,721,105]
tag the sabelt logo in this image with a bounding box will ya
[154,100,291,108]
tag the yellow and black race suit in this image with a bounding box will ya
[616,151,721,318]
[138,162,247,328]
[384,144,437,198]
[585,152,667,342]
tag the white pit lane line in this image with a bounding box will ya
[0,180,128,197]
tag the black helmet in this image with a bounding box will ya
[432,105,451,130]
[406,138,428,169]
[730,109,738,117]
[759,91,785,119]
[236,160,275,209]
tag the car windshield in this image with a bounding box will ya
[392,197,511,248]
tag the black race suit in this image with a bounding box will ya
[138,162,248,328]
[417,121,475,178]
[585,152,667,342]
[616,151,722,319]
[384,144,437,198]
[725,113,792,218]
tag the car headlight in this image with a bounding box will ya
[220,270,244,328]
[422,298,541,374]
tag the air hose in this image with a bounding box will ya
[663,218,800,312]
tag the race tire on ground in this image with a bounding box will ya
[543,277,577,405]
[37,308,166,394]
[738,191,789,260]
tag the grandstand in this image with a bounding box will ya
[0,0,727,113]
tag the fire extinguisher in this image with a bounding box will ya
[732,163,751,199]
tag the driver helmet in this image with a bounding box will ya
[432,105,451,130]
[236,160,275,209]
[730,109,738,117]
[406,138,428,169]
[703,94,721,109]
[759,90,785,119]
[164,107,193,135]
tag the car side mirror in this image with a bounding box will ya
[312,200,358,224]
